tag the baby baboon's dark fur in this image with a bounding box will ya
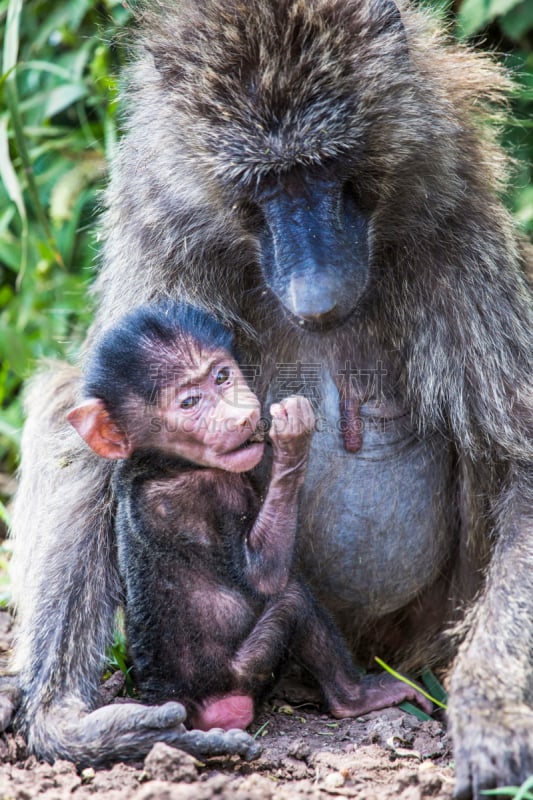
[10,1,533,797]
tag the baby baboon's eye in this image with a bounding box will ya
[214,367,231,385]
[180,395,201,410]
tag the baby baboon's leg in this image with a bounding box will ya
[232,580,432,719]
[191,583,305,732]
[291,587,433,718]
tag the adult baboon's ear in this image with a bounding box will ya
[67,399,132,460]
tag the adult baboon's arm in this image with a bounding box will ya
[448,465,533,800]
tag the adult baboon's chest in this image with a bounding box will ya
[265,365,455,620]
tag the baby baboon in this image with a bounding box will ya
[68,300,431,732]
[10,0,532,795]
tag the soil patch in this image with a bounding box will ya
[0,612,454,799]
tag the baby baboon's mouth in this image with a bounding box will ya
[246,431,265,444]
[236,420,270,450]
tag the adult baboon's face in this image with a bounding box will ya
[253,163,370,329]
[147,0,412,330]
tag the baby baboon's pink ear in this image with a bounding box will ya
[67,399,131,459]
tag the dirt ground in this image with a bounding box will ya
[0,613,455,800]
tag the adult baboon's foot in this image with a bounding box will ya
[27,701,260,768]
[450,702,533,800]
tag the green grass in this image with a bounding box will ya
[375,657,448,722]
[482,776,533,799]
[105,610,135,696]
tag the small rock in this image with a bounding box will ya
[136,781,179,800]
[324,771,346,789]
[53,759,78,776]
[284,756,309,779]
[287,738,311,761]
[277,705,294,716]
[144,742,200,783]
[236,773,277,798]
[81,766,96,783]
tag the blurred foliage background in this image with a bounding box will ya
[0,0,532,505]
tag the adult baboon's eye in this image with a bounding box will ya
[214,367,231,385]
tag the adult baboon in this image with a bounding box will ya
[10,0,533,797]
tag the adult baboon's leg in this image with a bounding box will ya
[9,363,259,766]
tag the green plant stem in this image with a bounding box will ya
[374,657,447,709]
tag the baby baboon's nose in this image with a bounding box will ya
[238,403,261,432]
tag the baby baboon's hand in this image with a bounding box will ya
[269,396,315,467]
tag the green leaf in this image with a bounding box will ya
[0,500,11,528]
[32,0,92,50]
[421,668,448,706]
[482,774,533,798]
[42,83,88,120]
[2,0,58,271]
[398,701,433,722]
[17,60,74,81]
[2,0,22,76]
[0,117,26,227]
[457,0,526,37]
[0,235,22,272]
[500,1,533,41]
[375,657,447,709]
[0,115,28,274]
[0,417,21,446]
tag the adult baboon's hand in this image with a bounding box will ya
[29,701,260,768]
[451,701,533,800]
